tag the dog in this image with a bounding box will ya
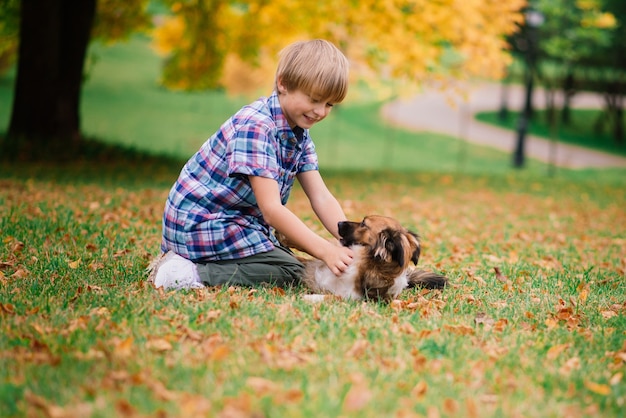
[283,215,447,302]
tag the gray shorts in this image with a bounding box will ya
[195,246,305,288]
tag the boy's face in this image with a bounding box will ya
[277,81,334,130]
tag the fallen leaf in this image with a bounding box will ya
[443,398,459,415]
[493,318,509,332]
[1,303,15,314]
[610,372,623,385]
[493,266,508,283]
[209,344,230,361]
[601,310,617,319]
[411,380,428,397]
[347,339,369,358]
[178,393,212,416]
[584,381,611,395]
[444,324,474,336]
[246,376,278,395]
[344,373,372,412]
[547,343,570,360]
[12,241,24,254]
[11,268,29,279]
[113,337,134,358]
[559,357,581,375]
[147,338,173,352]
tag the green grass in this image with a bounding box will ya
[1,37,625,417]
[1,166,625,417]
[476,109,626,157]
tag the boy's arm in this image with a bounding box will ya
[249,175,352,275]
[296,170,346,240]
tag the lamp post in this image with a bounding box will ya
[513,8,544,168]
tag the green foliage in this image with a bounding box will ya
[0,0,19,73]
[91,0,152,42]
[535,0,616,65]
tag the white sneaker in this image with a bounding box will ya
[147,251,203,290]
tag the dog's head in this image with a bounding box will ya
[338,215,421,269]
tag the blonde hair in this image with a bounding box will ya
[275,39,349,104]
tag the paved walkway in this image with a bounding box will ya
[381,82,626,169]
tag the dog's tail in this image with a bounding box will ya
[407,269,448,289]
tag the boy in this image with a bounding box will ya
[149,39,354,290]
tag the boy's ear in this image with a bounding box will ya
[276,77,287,94]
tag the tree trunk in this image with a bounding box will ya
[6,0,96,159]
[561,71,574,126]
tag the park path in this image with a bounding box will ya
[381,82,626,169]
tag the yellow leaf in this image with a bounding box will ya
[68,259,81,269]
[209,344,230,361]
[584,381,611,395]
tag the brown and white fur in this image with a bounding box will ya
[289,215,447,302]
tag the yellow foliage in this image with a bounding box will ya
[219,53,275,98]
[153,0,527,94]
[575,0,600,11]
[582,12,617,29]
[152,16,186,56]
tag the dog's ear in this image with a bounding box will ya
[408,231,421,265]
[373,229,406,267]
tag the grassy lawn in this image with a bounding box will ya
[1,38,625,417]
[1,163,625,417]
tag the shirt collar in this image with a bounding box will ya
[268,91,305,145]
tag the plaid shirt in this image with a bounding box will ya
[161,91,319,261]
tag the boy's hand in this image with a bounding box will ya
[322,244,353,276]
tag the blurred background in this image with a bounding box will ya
[0,0,624,175]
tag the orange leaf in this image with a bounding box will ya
[443,398,459,415]
[412,380,428,397]
[493,318,508,332]
[444,324,474,336]
[547,343,569,360]
[1,303,15,314]
[113,337,134,358]
[209,344,230,361]
[584,381,611,395]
